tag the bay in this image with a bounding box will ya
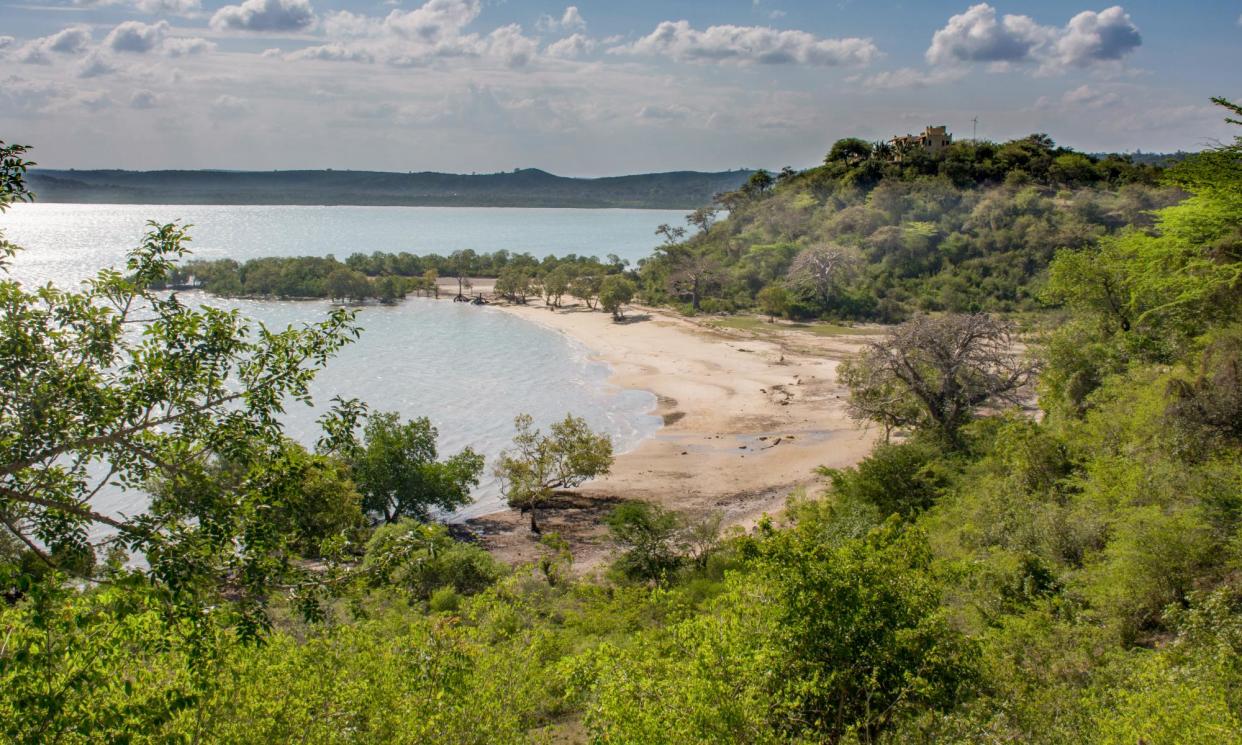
[4,203,678,519]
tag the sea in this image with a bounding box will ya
[4,203,679,519]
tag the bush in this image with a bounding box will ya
[819,439,949,518]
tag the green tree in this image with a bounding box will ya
[0,143,362,632]
[756,283,790,322]
[569,273,602,310]
[494,414,612,533]
[605,501,681,581]
[326,266,372,303]
[345,411,483,524]
[598,275,636,320]
[542,265,572,308]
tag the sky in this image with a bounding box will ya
[1,0,1239,175]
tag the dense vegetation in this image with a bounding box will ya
[162,249,633,306]
[637,133,1182,321]
[26,167,753,209]
[1,98,1240,743]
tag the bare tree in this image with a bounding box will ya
[666,250,723,311]
[787,244,858,309]
[840,314,1037,443]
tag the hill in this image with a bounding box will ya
[24,167,754,209]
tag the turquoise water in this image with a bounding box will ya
[5,204,675,518]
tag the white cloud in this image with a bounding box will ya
[105,20,169,53]
[486,24,537,68]
[76,52,117,78]
[1054,7,1141,68]
[613,20,879,66]
[15,25,93,64]
[163,36,216,57]
[545,32,594,59]
[926,4,1051,64]
[926,4,1141,73]
[211,0,316,33]
[211,94,252,116]
[286,43,374,63]
[0,76,69,114]
[130,89,159,109]
[132,0,201,13]
[1061,83,1121,109]
[537,6,585,33]
[383,0,479,41]
[859,66,968,90]
[0,37,15,51]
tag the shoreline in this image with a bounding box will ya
[460,290,881,571]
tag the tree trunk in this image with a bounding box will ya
[529,508,541,534]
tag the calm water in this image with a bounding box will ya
[4,203,680,287]
[5,204,676,519]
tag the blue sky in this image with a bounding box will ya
[1,0,1238,174]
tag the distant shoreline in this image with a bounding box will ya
[25,167,754,210]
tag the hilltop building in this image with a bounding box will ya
[889,125,952,160]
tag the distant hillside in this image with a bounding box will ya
[25,168,754,209]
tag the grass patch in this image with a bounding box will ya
[704,315,872,336]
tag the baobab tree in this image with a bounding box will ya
[840,314,1037,444]
[787,243,858,310]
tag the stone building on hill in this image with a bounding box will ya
[890,125,952,160]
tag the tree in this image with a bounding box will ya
[686,206,720,234]
[787,244,857,311]
[664,248,722,311]
[542,266,572,308]
[569,273,602,310]
[841,314,1036,443]
[326,266,371,303]
[743,169,775,197]
[756,283,790,322]
[598,275,636,321]
[373,275,405,305]
[655,223,687,246]
[494,414,612,533]
[345,411,483,524]
[0,142,362,631]
[605,501,681,581]
[827,137,874,165]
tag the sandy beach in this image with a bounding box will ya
[450,284,881,570]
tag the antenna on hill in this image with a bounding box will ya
[972,116,978,142]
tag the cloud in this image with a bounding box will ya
[859,66,968,90]
[0,76,69,114]
[486,24,537,68]
[133,0,200,12]
[636,104,688,121]
[545,32,594,59]
[312,0,540,69]
[211,0,316,33]
[383,0,479,41]
[15,25,93,64]
[105,20,169,53]
[130,89,159,109]
[613,20,879,66]
[537,6,585,33]
[1061,83,1121,108]
[1054,7,1141,67]
[162,36,216,56]
[76,52,117,78]
[0,37,15,51]
[286,43,374,62]
[926,4,1051,64]
[926,4,1141,72]
[211,94,252,117]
